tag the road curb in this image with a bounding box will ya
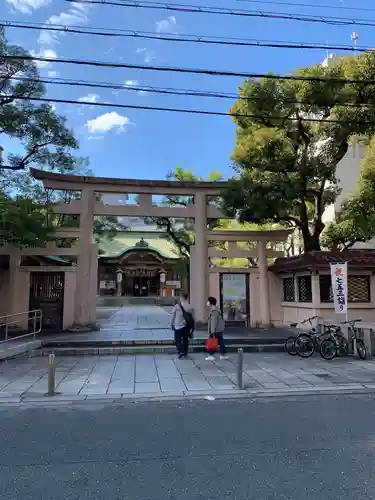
[1,383,375,408]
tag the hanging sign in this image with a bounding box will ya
[222,274,247,301]
[330,262,348,314]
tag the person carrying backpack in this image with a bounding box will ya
[205,296,228,361]
[170,292,195,359]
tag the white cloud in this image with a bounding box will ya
[30,48,57,68]
[78,94,100,104]
[88,136,104,141]
[155,16,177,33]
[6,0,51,14]
[86,112,131,133]
[124,80,138,87]
[38,3,92,46]
[136,47,157,64]
[48,70,58,78]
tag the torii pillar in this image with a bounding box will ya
[189,192,208,325]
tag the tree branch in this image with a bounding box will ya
[0,140,53,171]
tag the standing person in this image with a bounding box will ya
[170,293,195,359]
[205,296,228,361]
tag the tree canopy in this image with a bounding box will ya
[322,136,375,250]
[144,165,224,260]
[221,51,375,252]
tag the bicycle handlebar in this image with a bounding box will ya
[340,318,362,326]
[300,316,318,324]
[289,316,317,328]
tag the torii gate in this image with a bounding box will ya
[29,168,291,327]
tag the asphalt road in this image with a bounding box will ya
[1,394,375,499]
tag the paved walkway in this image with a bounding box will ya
[2,353,375,403]
[85,305,173,341]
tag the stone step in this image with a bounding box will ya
[24,343,285,357]
[41,337,286,348]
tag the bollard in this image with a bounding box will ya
[47,353,56,396]
[236,348,244,390]
[364,329,372,360]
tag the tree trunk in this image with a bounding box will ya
[301,225,322,252]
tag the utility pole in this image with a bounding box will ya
[351,31,358,51]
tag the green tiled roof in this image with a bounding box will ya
[98,231,180,259]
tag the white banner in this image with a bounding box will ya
[330,262,348,314]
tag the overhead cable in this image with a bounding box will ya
[1,94,373,125]
[65,0,375,28]
[236,0,375,13]
[0,19,371,53]
[4,54,375,85]
[10,75,375,109]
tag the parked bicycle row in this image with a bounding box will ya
[285,316,367,360]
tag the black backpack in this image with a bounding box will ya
[180,303,195,333]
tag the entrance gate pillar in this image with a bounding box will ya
[9,248,21,315]
[257,240,271,326]
[192,192,208,325]
[88,243,98,325]
[74,188,95,327]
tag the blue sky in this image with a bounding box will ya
[1,0,374,180]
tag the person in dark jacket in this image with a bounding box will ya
[205,296,228,361]
[170,293,195,359]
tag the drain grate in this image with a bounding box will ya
[313,373,331,379]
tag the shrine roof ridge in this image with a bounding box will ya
[270,250,375,272]
[30,168,230,191]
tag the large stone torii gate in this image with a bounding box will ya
[30,168,290,327]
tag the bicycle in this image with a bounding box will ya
[285,316,318,357]
[294,322,344,358]
[320,318,366,360]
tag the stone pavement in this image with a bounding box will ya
[2,352,375,403]
[87,305,173,341]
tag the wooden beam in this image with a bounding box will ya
[208,248,284,258]
[30,168,227,195]
[54,228,81,238]
[207,229,292,242]
[52,201,226,218]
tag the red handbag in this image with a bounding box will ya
[206,336,219,352]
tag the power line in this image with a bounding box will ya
[65,0,375,28]
[9,75,375,109]
[4,54,375,85]
[236,0,375,13]
[1,19,371,53]
[1,94,372,124]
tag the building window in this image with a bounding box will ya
[348,276,371,302]
[319,275,333,303]
[297,275,312,302]
[320,275,371,303]
[283,277,295,302]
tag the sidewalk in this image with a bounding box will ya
[2,352,375,404]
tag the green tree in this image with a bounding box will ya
[0,34,123,246]
[222,52,375,252]
[144,165,224,259]
[322,136,375,250]
[0,192,54,247]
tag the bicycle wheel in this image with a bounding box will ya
[295,334,315,358]
[320,339,337,360]
[335,334,349,357]
[356,339,367,360]
[285,336,297,356]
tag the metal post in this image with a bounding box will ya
[237,348,244,390]
[4,317,8,341]
[33,312,37,341]
[47,353,56,396]
[364,328,372,359]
